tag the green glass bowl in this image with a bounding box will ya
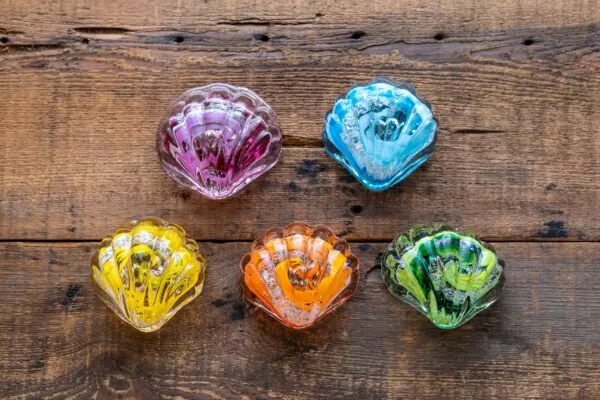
[382,224,505,329]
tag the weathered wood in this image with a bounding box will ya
[1,4,598,241]
[0,242,598,399]
[0,19,598,144]
[0,63,600,240]
[0,140,597,241]
[1,18,598,67]
[1,0,599,398]
[0,0,598,42]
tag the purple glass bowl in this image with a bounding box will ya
[157,84,283,200]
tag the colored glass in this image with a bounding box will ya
[323,77,437,191]
[91,218,206,332]
[241,222,360,329]
[157,83,283,200]
[382,224,505,329]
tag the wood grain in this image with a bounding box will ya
[1,0,599,398]
[0,66,598,241]
[1,140,597,241]
[1,0,599,241]
[0,241,598,399]
[0,0,599,42]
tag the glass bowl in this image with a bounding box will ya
[157,84,283,200]
[91,217,206,332]
[382,224,505,329]
[241,222,360,329]
[323,76,437,191]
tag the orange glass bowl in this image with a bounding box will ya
[241,222,360,329]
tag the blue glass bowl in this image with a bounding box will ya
[323,77,438,191]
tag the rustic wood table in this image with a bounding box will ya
[1,1,599,398]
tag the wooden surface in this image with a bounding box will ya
[0,0,599,398]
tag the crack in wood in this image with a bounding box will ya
[452,129,507,135]
[3,42,70,52]
[216,18,316,26]
[73,26,131,34]
[0,28,24,35]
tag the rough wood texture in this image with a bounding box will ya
[1,0,599,398]
[1,242,599,399]
[1,1,599,241]
[3,144,596,242]
[1,67,598,240]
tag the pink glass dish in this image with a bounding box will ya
[157,84,283,200]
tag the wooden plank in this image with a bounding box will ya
[0,137,598,241]
[1,0,599,242]
[0,63,598,241]
[1,241,598,399]
[0,0,598,40]
[1,14,599,67]
[0,24,596,142]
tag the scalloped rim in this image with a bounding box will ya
[384,223,497,257]
[95,217,205,264]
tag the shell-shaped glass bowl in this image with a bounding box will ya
[91,217,206,332]
[157,83,283,200]
[323,77,438,191]
[241,222,360,329]
[382,224,505,329]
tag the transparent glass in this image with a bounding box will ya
[382,224,505,329]
[157,84,283,200]
[91,217,206,332]
[241,222,360,329]
[323,76,438,191]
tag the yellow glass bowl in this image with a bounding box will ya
[91,217,206,332]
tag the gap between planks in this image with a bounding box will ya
[2,239,600,244]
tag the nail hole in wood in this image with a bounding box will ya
[350,30,366,40]
[350,205,363,215]
[254,33,270,42]
[0,37,8,44]
[81,37,89,45]
[522,38,535,46]
[434,32,447,41]
[174,35,185,43]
